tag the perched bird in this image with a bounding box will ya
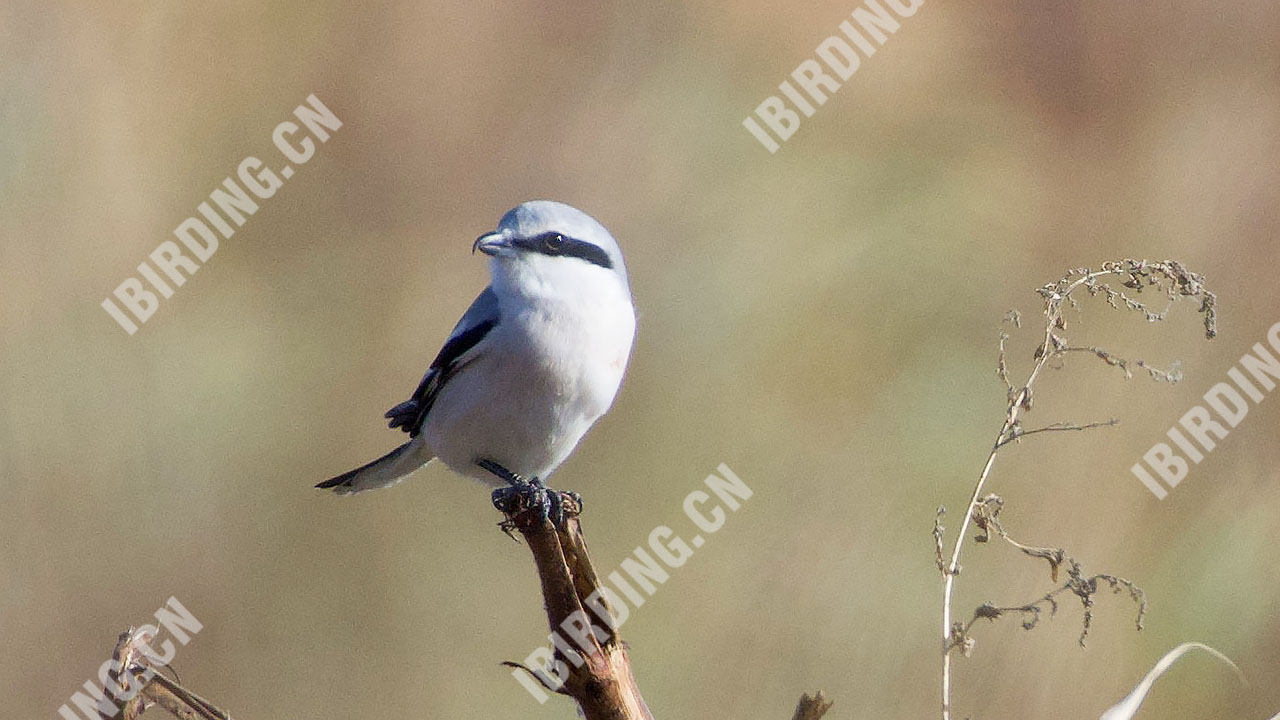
[318,200,636,516]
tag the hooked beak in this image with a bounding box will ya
[473,231,513,257]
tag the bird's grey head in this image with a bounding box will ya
[473,201,629,295]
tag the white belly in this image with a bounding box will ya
[421,295,635,486]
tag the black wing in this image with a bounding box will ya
[385,287,500,437]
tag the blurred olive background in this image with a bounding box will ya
[3,2,1279,719]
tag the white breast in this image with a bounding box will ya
[421,267,636,486]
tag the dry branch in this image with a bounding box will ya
[108,627,232,719]
[499,493,830,720]
[791,691,834,720]
[99,491,828,720]
[499,492,655,720]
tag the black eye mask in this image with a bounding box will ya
[516,232,614,270]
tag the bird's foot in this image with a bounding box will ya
[480,459,580,536]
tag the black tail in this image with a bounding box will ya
[316,441,430,495]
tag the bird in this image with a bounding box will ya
[317,200,636,518]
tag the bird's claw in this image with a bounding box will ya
[491,475,552,526]
[481,459,580,532]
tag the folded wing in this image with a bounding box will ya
[385,286,501,437]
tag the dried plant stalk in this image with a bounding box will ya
[937,259,1217,720]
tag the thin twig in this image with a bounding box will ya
[997,419,1119,448]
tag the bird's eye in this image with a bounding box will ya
[544,233,566,250]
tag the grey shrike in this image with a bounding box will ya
[317,200,636,515]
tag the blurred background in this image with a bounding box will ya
[3,2,1279,719]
